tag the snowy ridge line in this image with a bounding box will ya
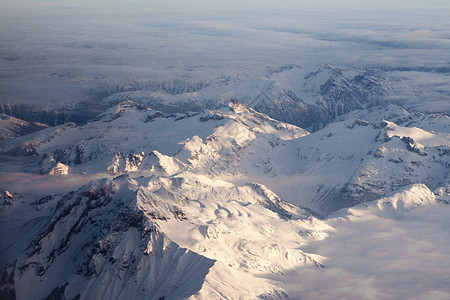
[4,64,448,132]
[1,100,448,215]
[0,100,449,299]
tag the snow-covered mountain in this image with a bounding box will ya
[0,114,48,142]
[5,64,448,133]
[0,100,449,299]
[5,100,447,215]
[1,100,307,175]
[99,65,392,130]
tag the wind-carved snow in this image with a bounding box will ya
[0,100,449,299]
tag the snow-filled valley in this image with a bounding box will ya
[0,99,449,299]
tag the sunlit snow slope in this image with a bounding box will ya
[0,101,449,299]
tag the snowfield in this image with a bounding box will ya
[0,101,449,299]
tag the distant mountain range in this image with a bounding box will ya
[2,65,448,132]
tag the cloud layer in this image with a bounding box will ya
[1,0,449,106]
[283,200,450,299]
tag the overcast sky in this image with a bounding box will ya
[1,0,449,105]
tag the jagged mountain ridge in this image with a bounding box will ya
[1,100,307,176]
[3,64,448,135]
[0,65,407,131]
[101,65,392,130]
[1,163,325,299]
[2,101,448,216]
[1,177,215,299]
[0,100,449,299]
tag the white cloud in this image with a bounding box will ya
[281,199,450,299]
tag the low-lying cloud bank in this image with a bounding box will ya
[283,186,450,299]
